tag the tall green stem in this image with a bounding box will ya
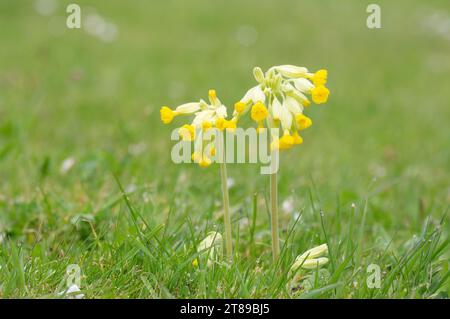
[270,170,280,262]
[220,162,233,262]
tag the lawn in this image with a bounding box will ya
[0,0,449,298]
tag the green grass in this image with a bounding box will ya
[0,0,449,298]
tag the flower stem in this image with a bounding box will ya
[270,171,280,262]
[220,162,233,262]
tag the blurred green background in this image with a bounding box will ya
[1,0,449,220]
[0,0,449,297]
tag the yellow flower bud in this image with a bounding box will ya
[208,89,217,104]
[253,67,265,83]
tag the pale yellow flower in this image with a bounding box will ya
[234,64,330,150]
[290,243,329,272]
[160,89,231,167]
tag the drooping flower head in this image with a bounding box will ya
[194,231,223,267]
[160,89,234,167]
[288,243,329,293]
[233,65,330,150]
[290,243,329,272]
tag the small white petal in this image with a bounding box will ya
[292,78,314,93]
[192,110,215,125]
[216,105,228,119]
[242,85,265,104]
[285,96,303,115]
[280,104,293,131]
[272,65,308,78]
[288,90,310,105]
[175,102,201,114]
[270,96,282,120]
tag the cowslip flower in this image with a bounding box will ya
[160,90,234,262]
[288,243,329,292]
[160,89,232,167]
[234,65,330,151]
[196,231,223,267]
[233,64,330,263]
[287,244,330,294]
[290,243,329,272]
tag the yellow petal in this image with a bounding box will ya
[160,106,175,124]
[295,114,312,130]
[251,102,268,122]
[311,85,330,104]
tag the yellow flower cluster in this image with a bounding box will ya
[232,65,330,151]
[160,89,234,167]
[160,64,330,164]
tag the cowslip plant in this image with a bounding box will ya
[193,231,223,268]
[160,90,234,262]
[288,244,329,293]
[290,243,329,272]
[233,65,330,262]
